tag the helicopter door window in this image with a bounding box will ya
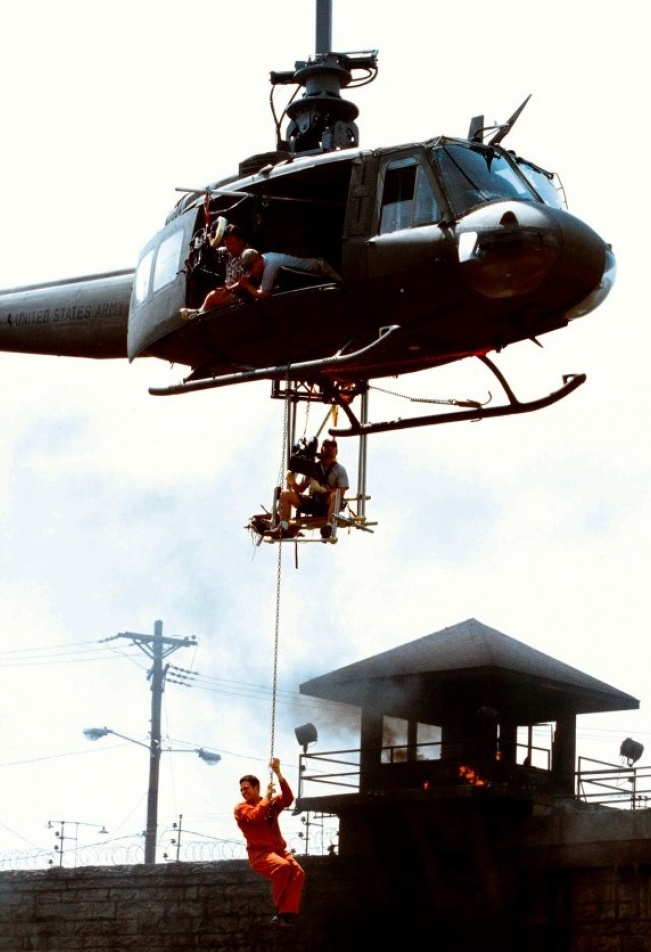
[133,249,155,305]
[412,166,441,225]
[380,158,440,234]
[152,229,184,294]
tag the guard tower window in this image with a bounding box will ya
[517,723,554,770]
[417,722,442,761]
[380,157,441,234]
[381,716,409,763]
[381,716,442,762]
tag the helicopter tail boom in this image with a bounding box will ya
[0,270,133,359]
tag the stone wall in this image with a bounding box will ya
[0,858,366,952]
[2,854,651,951]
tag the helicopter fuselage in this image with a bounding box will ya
[0,136,614,389]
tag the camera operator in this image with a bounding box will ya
[276,438,348,540]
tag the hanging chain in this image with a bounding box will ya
[269,539,282,769]
[269,383,290,772]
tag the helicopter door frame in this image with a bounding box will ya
[341,153,380,280]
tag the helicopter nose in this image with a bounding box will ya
[456,202,612,314]
[562,240,616,320]
[457,202,560,299]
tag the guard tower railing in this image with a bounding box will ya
[298,746,362,797]
[297,748,651,809]
[577,756,651,809]
[298,738,554,799]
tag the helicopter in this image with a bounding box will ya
[0,1,614,451]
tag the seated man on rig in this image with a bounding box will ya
[276,438,349,540]
[234,248,341,300]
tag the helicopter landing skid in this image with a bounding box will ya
[148,325,401,396]
[329,357,586,437]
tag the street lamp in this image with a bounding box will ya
[83,726,221,863]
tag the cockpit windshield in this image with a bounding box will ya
[434,143,540,217]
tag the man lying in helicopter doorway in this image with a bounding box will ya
[235,248,341,299]
[275,438,349,540]
[179,219,249,320]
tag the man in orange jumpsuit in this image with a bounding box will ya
[234,757,305,927]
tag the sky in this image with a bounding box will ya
[0,0,649,866]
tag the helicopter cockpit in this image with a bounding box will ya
[433,142,566,217]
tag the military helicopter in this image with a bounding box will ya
[0,0,614,453]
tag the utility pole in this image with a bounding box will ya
[103,620,197,864]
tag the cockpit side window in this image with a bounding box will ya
[153,229,184,293]
[380,157,441,234]
[514,158,567,209]
[133,229,185,307]
[133,249,154,305]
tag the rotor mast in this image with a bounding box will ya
[315,0,332,54]
[270,0,378,155]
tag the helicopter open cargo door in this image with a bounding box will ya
[127,211,196,360]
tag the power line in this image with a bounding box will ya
[0,639,144,667]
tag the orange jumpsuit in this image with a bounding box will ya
[234,778,305,915]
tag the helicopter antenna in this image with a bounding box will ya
[468,94,532,145]
[270,0,378,155]
[489,94,532,145]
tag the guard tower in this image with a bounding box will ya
[297,618,639,856]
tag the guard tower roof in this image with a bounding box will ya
[300,618,638,725]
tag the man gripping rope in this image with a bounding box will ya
[234,758,305,927]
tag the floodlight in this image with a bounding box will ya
[295,722,318,753]
[620,737,644,765]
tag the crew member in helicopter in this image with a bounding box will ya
[234,247,341,300]
[234,757,305,927]
[276,438,349,540]
[180,220,250,321]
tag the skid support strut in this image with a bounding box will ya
[329,356,586,437]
